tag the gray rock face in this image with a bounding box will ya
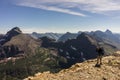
[0,27,22,45]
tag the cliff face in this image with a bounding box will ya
[25,52,120,80]
[0,27,22,45]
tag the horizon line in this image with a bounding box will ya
[0,28,119,34]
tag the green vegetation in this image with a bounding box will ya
[0,47,66,80]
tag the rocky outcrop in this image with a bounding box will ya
[0,27,22,45]
[24,52,120,80]
[6,27,22,37]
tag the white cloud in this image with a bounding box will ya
[14,0,120,16]
[18,3,86,17]
[14,0,86,17]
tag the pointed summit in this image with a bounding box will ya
[105,29,112,34]
[77,33,97,44]
[77,32,86,39]
[6,27,22,36]
[6,27,22,39]
[0,27,22,45]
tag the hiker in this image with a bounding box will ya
[96,46,104,65]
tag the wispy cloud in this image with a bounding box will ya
[18,2,86,17]
[13,0,120,16]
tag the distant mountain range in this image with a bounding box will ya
[0,27,119,62]
[89,29,120,49]
[31,30,120,49]
[31,32,63,40]
[0,27,120,79]
[0,27,120,60]
[58,32,78,42]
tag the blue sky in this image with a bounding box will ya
[0,0,120,33]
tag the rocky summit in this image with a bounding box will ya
[0,27,22,45]
[0,27,41,59]
[25,52,120,80]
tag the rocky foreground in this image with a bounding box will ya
[24,52,120,80]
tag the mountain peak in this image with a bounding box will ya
[66,32,71,34]
[9,27,22,33]
[105,29,112,34]
[6,27,22,37]
[58,32,78,42]
[77,33,91,40]
[32,32,38,34]
[0,27,22,45]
